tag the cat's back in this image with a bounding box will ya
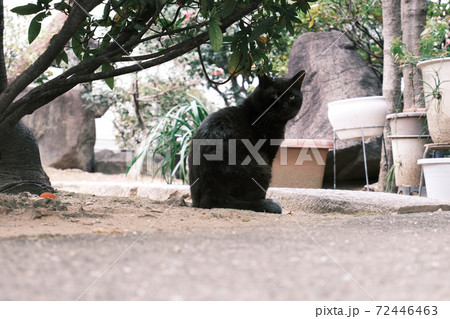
[194,106,250,139]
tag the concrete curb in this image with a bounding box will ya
[53,181,450,215]
[52,181,189,201]
[269,188,450,215]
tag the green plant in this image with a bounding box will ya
[421,70,450,113]
[389,3,449,112]
[391,2,449,66]
[185,0,384,101]
[303,0,383,79]
[127,96,209,184]
[385,163,396,193]
[247,0,384,80]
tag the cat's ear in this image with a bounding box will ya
[290,70,306,88]
[258,74,274,88]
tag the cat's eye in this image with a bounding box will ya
[272,94,279,100]
[289,95,296,101]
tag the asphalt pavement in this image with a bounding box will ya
[1,210,450,300]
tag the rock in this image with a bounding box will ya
[22,86,96,172]
[323,138,383,182]
[94,149,129,174]
[286,31,382,182]
[166,196,188,207]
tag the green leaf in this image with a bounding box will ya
[55,50,68,66]
[297,0,312,13]
[102,64,115,89]
[102,2,111,20]
[28,12,47,44]
[228,49,245,74]
[285,17,295,36]
[250,49,268,63]
[104,77,114,90]
[126,148,147,175]
[209,18,223,51]
[133,23,145,31]
[249,16,275,42]
[54,1,70,12]
[72,35,82,60]
[11,3,42,15]
[220,0,235,18]
[200,0,208,18]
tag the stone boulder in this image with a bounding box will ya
[94,149,129,174]
[22,86,96,172]
[286,31,383,182]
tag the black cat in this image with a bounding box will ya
[188,71,305,214]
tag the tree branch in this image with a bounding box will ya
[0,0,263,137]
[1,1,160,121]
[0,0,103,117]
[99,1,163,56]
[353,20,383,49]
[196,45,234,85]
[131,74,145,130]
[111,22,210,62]
[0,0,7,93]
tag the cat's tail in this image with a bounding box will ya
[193,197,282,214]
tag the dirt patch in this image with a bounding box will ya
[0,191,333,238]
[0,167,358,238]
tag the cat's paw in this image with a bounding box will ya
[261,199,282,214]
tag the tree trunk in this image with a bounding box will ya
[0,0,6,93]
[376,0,402,192]
[0,1,53,194]
[401,0,427,111]
[0,122,53,194]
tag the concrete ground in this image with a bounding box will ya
[1,181,450,300]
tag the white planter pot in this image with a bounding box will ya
[418,158,450,200]
[391,135,431,187]
[386,112,427,136]
[327,96,388,140]
[417,58,450,143]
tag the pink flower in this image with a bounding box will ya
[213,68,224,76]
